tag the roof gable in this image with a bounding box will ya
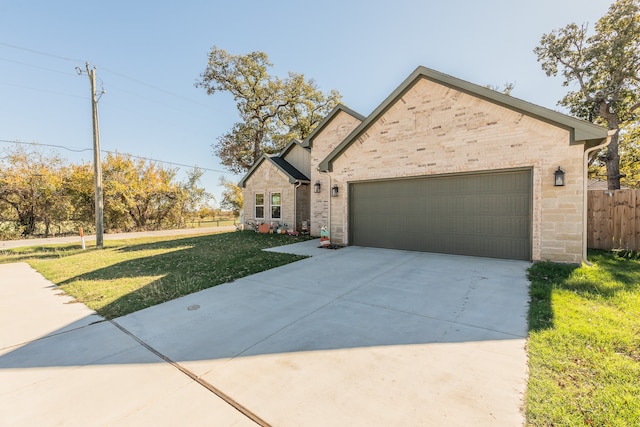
[281,139,311,178]
[279,138,305,157]
[270,156,309,181]
[302,104,365,148]
[319,66,609,172]
[238,154,309,188]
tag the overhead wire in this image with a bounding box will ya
[0,56,80,76]
[1,41,229,112]
[0,139,235,175]
[0,42,237,175]
[0,82,88,99]
[0,41,85,63]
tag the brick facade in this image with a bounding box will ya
[308,110,363,236]
[243,161,296,228]
[319,78,595,263]
[240,67,607,262]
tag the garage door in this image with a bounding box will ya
[349,169,532,260]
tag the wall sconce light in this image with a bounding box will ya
[331,184,339,197]
[554,167,565,187]
[314,181,321,193]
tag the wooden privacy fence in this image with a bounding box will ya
[588,189,640,251]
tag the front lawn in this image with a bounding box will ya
[526,251,640,426]
[0,231,313,319]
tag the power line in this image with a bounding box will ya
[0,82,87,99]
[0,42,233,115]
[100,67,233,114]
[0,139,91,153]
[0,41,85,63]
[0,139,235,175]
[0,56,80,77]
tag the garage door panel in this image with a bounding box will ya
[349,170,532,260]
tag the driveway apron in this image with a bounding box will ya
[1,242,531,426]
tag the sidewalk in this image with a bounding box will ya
[0,262,257,427]
[0,226,237,250]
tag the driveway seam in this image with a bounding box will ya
[108,319,270,427]
[0,318,106,352]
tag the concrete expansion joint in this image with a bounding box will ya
[108,319,271,427]
[0,317,105,352]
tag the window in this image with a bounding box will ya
[255,193,264,219]
[271,192,281,219]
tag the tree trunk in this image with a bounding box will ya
[18,207,36,236]
[605,132,622,190]
[600,104,622,190]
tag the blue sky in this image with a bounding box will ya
[0,0,614,204]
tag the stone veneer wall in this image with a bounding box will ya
[295,184,310,231]
[309,111,363,236]
[326,78,587,263]
[242,161,295,228]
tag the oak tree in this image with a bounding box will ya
[534,0,640,189]
[196,46,341,173]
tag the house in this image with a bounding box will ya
[239,139,311,231]
[241,66,609,263]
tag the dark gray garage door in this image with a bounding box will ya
[349,169,532,260]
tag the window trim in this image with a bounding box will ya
[255,192,265,219]
[270,191,281,219]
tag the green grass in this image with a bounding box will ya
[187,219,237,228]
[526,250,640,426]
[0,231,313,319]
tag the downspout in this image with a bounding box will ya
[319,169,331,235]
[293,181,302,231]
[582,129,615,264]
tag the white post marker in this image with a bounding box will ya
[79,227,86,250]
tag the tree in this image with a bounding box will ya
[0,146,69,236]
[172,167,213,227]
[196,46,341,173]
[64,162,95,226]
[219,176,243,216]
[590,122,640,187]
[534,0,640,190]
[102,153,181,231]
[486,82,516,96]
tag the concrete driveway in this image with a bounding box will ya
[0,241,531,426]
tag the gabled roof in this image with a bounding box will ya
[238,154,310,188]
[319,66,609,172]
[270,156,309,181]
[302,104,365,148]
[279,138,308,157]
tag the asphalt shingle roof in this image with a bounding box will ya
[269,156,309,181]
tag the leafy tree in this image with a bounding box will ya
[486,82,515,95]
[219,176,243,216]
[590,122,640,187]
[64,162,95,226]
[620,131,640,187]
[196,46,341,173]
[102,153,180,231]
[171,167,213,227]
[0,146,69,236]
[534,0,640,190]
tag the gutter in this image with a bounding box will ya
[293,181,302,231]
[582,129,616,264]
[319,169,331,235]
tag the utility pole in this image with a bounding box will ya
[84,62,104,248]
